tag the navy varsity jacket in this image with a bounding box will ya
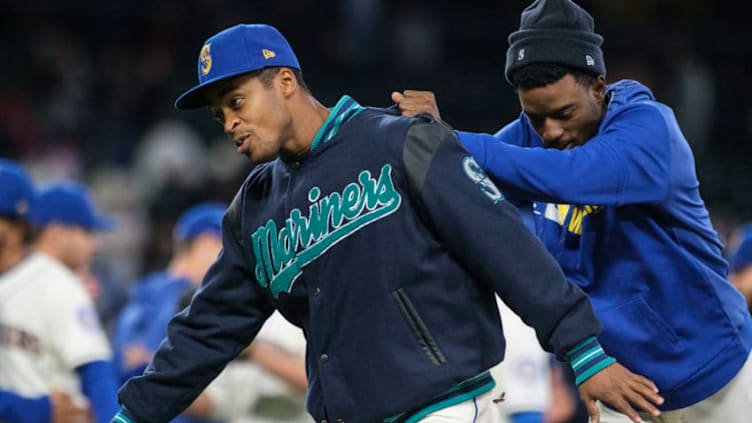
[115,96,610,423]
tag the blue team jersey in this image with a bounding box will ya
[113,272,217,423]
[457,79,752,410]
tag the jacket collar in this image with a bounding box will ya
[310,95,364,152]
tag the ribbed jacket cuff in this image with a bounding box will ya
[567,336,616,385]
[111,406,136,423]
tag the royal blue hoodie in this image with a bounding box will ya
[457,80,752,410]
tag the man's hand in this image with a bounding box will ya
[51,391,92,423]
[578,362,663,423]
[391,90,441,120]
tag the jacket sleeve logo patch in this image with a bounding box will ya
[462,156,504,204]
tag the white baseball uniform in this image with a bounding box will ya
[0,253,112,406]
[205,311,309,423]
[491,296,552,421]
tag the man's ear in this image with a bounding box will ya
[277,68,298,98]
[592,75,607,102]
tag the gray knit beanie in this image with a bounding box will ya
[505,0,605,84]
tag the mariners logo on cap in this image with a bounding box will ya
[262,49,276,59]
[200,44,212,76]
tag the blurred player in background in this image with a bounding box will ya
[241,312,308,423]
[113,203,227,423]
[33,182,117,298]
[728,225,752,315]
[111,23,663,423]
[113,203,308,423]
[491,297,551,423]
[197,309,308,423]
[491,299,587,423]
[0,161,118,423]
[392,0,752,422]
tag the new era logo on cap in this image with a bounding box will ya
[175,23,301,110]
[262,49,276,59]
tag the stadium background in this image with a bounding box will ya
[1,0,751,325]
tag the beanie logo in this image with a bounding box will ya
[200,44,212,76]
[585,55,595,67]
[262,49,276,60]
[517,48,525,61]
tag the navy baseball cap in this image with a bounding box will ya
[31,182,116,232]
[174,202,227,243]
[175,23,301,110]
[0,159,35,220]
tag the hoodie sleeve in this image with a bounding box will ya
[456,105,671,206]
[116,191,275,423]
[402,116,603,360]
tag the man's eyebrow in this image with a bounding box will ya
[550,104,575,114]
[215,84,239,101]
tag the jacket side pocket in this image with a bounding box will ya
[393,288,447,366]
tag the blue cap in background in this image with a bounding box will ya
[730,226,752,273]
[31,182,116,231]
[174,202,227,243]
[0,159,35,220]
[175,23,301,110]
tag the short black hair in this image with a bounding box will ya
[251,67,309,92]
[509,63,598,91]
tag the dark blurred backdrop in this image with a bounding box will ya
[1,0,751,284]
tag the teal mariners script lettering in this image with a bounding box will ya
[252,164,402,297]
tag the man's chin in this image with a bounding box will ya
[249,153,277,164]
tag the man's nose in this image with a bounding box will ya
[224,114,239,135]
[541,119,564,146]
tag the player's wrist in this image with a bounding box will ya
[566,336,616,385]
[111,405,136,423]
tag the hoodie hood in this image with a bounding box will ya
[603,80,655,118]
